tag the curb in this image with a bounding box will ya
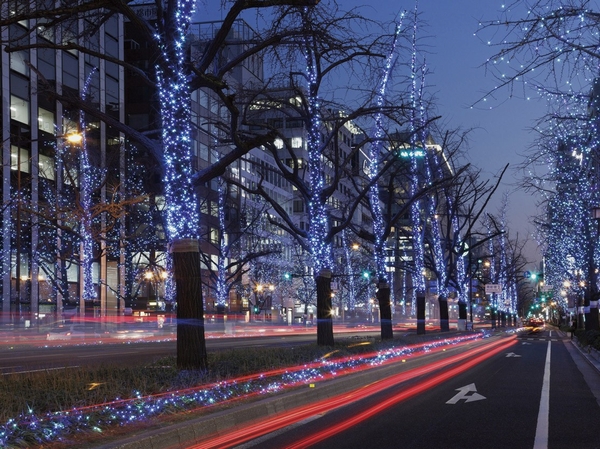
[572,339,600,373]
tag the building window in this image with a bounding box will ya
[10,95,29,125]
[63,166,79,187]
[10,146,30,173]
[38,107,55,134]
[293,200,304,213]
[10,50,29,75]
[37,46,56,81]
[210,201,218,217]
[39,154,55,180]
[62,52,79,90]
[291,137,303,149]
[199,142,209,161]
[210,228,219,244]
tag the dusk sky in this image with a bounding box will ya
[341,1,547,263]
[197,1,546,263]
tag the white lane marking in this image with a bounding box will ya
[2,366,80,376]
[78,351,139,358]
[534,341,551,449]
[234,414,324,448]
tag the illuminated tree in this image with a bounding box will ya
[479,0,600,329]
[199,184,281,318]
[1,0,320,369]
[362,11,405,340]
[238,3,409,346]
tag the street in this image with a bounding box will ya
[0,326,382,373]
[193,328,600,449]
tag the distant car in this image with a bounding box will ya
[527,318,544,327]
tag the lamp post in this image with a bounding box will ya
[253,283,275,321]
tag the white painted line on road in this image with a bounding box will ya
[234,413,324,448]
[534,341,551,449]
[2,366,80,376]
[78,351,139,358]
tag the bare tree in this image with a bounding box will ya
[0,0,321,369]
[423,163,507,330]
[233,4,407,346]
[478,1,600,330]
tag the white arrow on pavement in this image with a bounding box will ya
[506,352,521,357]
[446,383,486,404]
[521,342,532,345]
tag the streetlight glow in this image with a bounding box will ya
[65,132,83,144]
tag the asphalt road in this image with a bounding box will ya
[233,328,600,449]
[0,330,380,374]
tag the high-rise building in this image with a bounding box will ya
[1,10,126,318]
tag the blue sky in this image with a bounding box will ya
[409,0,545,262]
[196,1,545,262]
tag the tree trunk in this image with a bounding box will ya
[589,300,599,330]
[458,301,467,320]
[491,308,496,329]
[416,294,426,335]
[377,282,393,340]
[316,269,334,346]
[171,238,207,371]
[438,295,449,332]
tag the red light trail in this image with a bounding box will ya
[189,336,517,449]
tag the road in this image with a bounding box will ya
[0,328,381,374]
[195,327,600,449]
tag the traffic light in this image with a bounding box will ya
[283,272,292,281]
[253,305,260,314]
[362,270,372,280]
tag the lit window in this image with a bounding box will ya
[274,138,284,149]
[39,154,55,180]
[10,146,29,173]
[10,96,29,124]
[38,107,55,133]
[291,137,303,149]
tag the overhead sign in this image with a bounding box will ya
[540,285,553,292]
[485,284,502,294]
[524,271,531,278]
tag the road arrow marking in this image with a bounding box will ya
[521,342,532,345]
[506,352,521,357]
[446,383,486,404]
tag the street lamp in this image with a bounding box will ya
[253,283,275,320]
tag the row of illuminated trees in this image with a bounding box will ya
[0,0,530,370]
[475,0,600,332]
